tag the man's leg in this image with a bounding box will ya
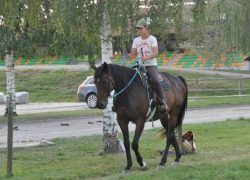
[146,66,168,112]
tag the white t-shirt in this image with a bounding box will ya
[132,35,158,66]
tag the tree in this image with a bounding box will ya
[100,2,120,152]
[192,0,206,48]
[100,6,112,64]
[0,1,46,176]
[0,0,47,115]
[214,0,250,53]
[189,0,250,55]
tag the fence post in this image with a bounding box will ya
[238,78,242,95]
[195,78,199,96]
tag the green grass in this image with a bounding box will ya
[0,119,250,179]
[189,95,250,108]
[0,109,102,122]
[0,69,249,103]
[0,69,94,102]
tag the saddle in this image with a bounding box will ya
[132,65,171,121]
[137,67,171,105]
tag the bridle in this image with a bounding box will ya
[111,64,142,98]
[108,76,115,96]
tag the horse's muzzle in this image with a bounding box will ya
[97,101,107,109]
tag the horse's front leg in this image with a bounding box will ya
[132,121,148,170]
[120,123,132,171]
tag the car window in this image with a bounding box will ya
[89,78,94,84]
[83,77,94,85]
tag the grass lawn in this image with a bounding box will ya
[0,69,93,102]
[0,119,250,179]
[189,95,250,108]
[1,69,249,102]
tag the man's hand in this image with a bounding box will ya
[127,48,137,59]
[141,56,148,61]
[126,53,132,59]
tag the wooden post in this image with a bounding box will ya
[195,78,199,96]
[7,95,13,177]
[238,78,242,95]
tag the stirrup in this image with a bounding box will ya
[158,102,168,113]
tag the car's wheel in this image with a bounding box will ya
[86,93,97,108]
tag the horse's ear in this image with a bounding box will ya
[89,60,97,71]
[103,62,108,72]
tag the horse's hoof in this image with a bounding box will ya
[122,169,131,174]
[139,161,148,171]
[157,165,165,171]
[172,162,181,166]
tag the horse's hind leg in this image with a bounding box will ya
[176,125,183,154]
[171,131,182,162]
[159,128,174,166]
[132,121,147,169]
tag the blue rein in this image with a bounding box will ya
[112,58,142,98]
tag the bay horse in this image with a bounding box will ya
[91,62,188,171]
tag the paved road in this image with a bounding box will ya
[1,104,250,148]
[0,102,87,115]
[1,65,250,148]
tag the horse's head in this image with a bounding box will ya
[91,62,114,109]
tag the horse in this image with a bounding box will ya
[91,62,188,172]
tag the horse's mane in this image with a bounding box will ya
[107,64,136,84]
[108,64,133,76]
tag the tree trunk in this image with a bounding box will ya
[100,9,124,153]
[5,52,16,116]
[102,93,124,153]
[100,10,113,64]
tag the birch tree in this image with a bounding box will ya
[100,3,119,152]
[0,0,45,115]
[189,0,250,54]
[100,8,112,64]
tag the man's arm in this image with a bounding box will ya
[127,48,137,59]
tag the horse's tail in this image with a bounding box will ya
[176,76,188,127]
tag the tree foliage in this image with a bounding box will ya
[190,0,250,54]
[1,0,249,61]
